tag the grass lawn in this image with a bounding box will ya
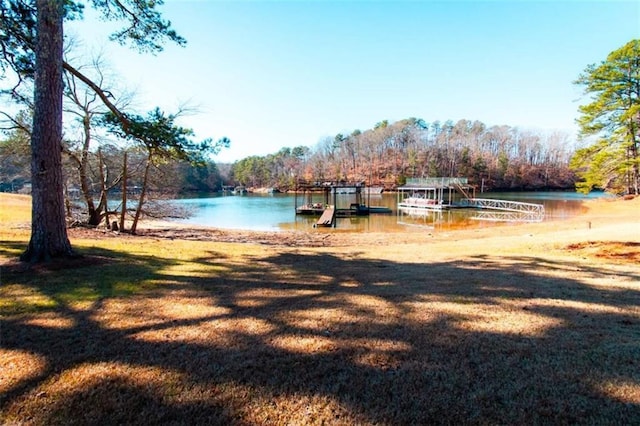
[1,193,640,424]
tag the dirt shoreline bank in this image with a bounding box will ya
[2,194,638,264]
[75,196,640,254]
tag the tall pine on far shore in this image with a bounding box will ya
[572,39,640,195]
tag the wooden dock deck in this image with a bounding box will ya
[316,206,336,227]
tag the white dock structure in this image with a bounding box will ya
[397,177,475,213]
[398,178,545,223]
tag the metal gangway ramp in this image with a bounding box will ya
[464,198,545,221]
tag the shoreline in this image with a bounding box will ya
[2,194,638,255]
[81,196,640,255]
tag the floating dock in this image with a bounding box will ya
[295,180,389,228]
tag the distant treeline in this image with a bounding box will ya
[1,117,577,196]
[0,139,227,195]
[230,118,577,191]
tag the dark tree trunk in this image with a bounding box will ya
[97,148,110,227]
[21,0,74,262]
[80,115,101,225]
[130,156,151,235]
[120,151,127,232]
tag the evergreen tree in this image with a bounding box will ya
[572,39,640,194]
[0,0,184,261]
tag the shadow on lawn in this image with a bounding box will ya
[2,241,640,424]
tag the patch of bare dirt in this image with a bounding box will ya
[565,241,640,264]
[68,227,336,247]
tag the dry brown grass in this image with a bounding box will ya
[0,193,30,224]
[1,194,640,424]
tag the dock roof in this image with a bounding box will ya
[399,177,470,190]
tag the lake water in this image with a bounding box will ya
[174,191,610,232]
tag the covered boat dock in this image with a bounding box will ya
[398,177,545,222]
[397,177,475,213]
[295,180,391,227]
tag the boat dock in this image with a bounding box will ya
[295,180,391,228]
[397,177,475,213]
[398,177,544,223]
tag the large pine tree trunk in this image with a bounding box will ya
[21,0,74,262]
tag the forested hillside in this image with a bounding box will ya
[230,118,577,191]
[0,116,577,198]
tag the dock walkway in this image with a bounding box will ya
[316,206,336,227]
[463,198,545,215]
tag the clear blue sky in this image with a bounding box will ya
[68,1,639,163]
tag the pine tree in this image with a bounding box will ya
[573,39,640,194]
[1,0,184,261]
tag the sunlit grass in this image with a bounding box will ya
[0,349,48,394]
[0,284,59,315]
[598,379,640,404]
[0,193,31,224]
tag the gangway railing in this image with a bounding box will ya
[462,198,545,215]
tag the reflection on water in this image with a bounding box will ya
[174,191,610,233]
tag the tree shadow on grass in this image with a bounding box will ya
[0,241,179,315]
[1,241,640,424]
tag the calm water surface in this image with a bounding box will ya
[174,191,610,232]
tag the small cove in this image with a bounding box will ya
[173,191,610,232]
